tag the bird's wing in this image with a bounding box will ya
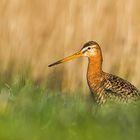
[103,73,140,103]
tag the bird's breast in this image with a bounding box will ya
[87,74,107,104]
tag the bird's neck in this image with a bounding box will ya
[87,53,103,87]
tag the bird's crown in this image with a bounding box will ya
[82,41,99,49]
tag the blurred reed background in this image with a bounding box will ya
[0,0,140,93]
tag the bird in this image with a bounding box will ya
[48,41,140,105]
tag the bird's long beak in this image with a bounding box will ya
[48,51,83,67]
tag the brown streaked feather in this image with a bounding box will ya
[104,73,140,103]
[89,72,140,104]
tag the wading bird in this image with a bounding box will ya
[48,41,140,104]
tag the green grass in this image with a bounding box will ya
[0,80,140,140]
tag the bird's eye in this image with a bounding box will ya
[87,47,91,50]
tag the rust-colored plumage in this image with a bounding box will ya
[48,41,140,104]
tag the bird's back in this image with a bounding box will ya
[89,72,140,104]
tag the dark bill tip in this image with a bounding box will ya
[48,61,61,67]
[48,64,52,67]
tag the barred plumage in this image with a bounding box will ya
[88,72,140,104]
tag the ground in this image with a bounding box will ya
[0,79,140,140]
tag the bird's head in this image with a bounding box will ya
[80,41,101,57]
[48,41,101,67]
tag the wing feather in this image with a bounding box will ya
[103,74,140,102]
